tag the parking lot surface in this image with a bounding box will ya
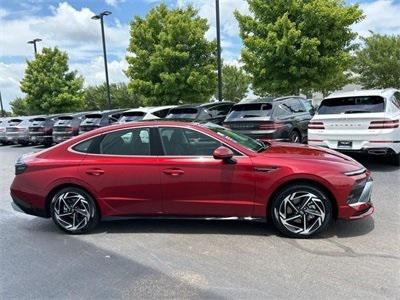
[1,144,399,299]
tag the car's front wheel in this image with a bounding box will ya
[50,187,99,234]
[270,184,332,238]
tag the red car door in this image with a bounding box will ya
[158,127,255,217]
[79,127,162,216]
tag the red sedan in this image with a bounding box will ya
[10,121,374,238]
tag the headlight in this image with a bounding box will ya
[344,168,366,176]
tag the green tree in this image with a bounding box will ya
[353,33,400,89]
[125,4,217,106]
[84,83,144,110]
[10,97,30,116]
[20,47,84,114]
[220,65,250,102]
[235,0,363,95]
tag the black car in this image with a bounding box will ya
[79,109,126,134]
[223,96,312,143]
[52,112,90,143]
[166,102,234,125]
[28,115,61,146]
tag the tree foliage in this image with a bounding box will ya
[353,33,400,89]
[220,65,250,102]
[20,47,84,114]
[235,0,363,95]
[84,83,144,111]
[10,97,30,116]
[125,4,217,106]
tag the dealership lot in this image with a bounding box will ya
[0,144,399,299]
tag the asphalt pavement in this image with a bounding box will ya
[0,144,399,299]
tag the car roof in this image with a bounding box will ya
[122,106,176,114]
[172,102,234,109]
[237,96,304,105]
[325,89,398,100]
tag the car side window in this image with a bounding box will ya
[273,103,292,118]
[208,104,232,117]
[159,127,221,156]
[153,108,171,118]
[72,139,94,153]
[392,92,400,109]
[99,128,151,156]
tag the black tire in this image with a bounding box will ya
[289,130,301,143]
[50,187,99,234]
[389,153,400,166]
[270,184,333,238]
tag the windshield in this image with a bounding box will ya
[225,103,273,121]
[318,96,385,114]
[204,123,267,152]
[167,108,199,119]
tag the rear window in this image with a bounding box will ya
[318,96,385,115]
[225,103,272,121]
[81,114,102,125]
[166,108,199,119]
[119,112,146,123]
[8,119,23,126]
[58,116,74,120]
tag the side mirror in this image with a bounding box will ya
[213,146,236,164]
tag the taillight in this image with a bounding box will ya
[308,121,325,129]
[0,128,4,133]
[369,119,399,129]
[259,122,283,130]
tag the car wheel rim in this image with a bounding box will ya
[276,191,326,235]
[291,133,300,143]
[52,192,93,232]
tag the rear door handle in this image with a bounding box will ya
[86,168,105,176]
[163,169,184,176]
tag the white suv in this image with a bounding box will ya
[308,89,400,165]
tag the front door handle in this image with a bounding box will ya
[163,169,184,176]
[86,168,105,176]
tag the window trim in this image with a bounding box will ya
[68,125,247,158]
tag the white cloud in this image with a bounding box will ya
[0,62,25,111]
[0,2,129,60]
[105,0,125,7]
[176,0,249,39]
[353,0,400,37]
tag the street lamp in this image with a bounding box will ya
[92,10,112,109]
[215,0,223,102]
[27,38,42,55]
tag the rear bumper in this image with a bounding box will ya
[53,133,74,143]
[11,193,48,218]
[29,134,53,144]
[308,130,400,154]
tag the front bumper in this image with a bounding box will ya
[339,177,374,220]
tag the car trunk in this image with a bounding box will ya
[80,113,102,132]
[6,119,23,133]
[29,117,47,134]
[53,116,75,133]
[224,103,273,130]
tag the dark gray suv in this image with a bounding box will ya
[223,96,312,143]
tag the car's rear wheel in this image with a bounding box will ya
[270,184,332,238]
[50,187,99,234]
[389,153,400,166]
[289,130,301,143]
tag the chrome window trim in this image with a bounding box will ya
[67,124,248,158]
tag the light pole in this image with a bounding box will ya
[27,38,42,55]
[92,11,112,110]
[215,0,223,102]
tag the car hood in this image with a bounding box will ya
[260,142,362,166]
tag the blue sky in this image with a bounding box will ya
[1,0,400,110]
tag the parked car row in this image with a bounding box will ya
[2,89,399,165]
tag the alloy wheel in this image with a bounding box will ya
[290,131,300,143]
[52,191,94,232]
[276,191,326,235]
